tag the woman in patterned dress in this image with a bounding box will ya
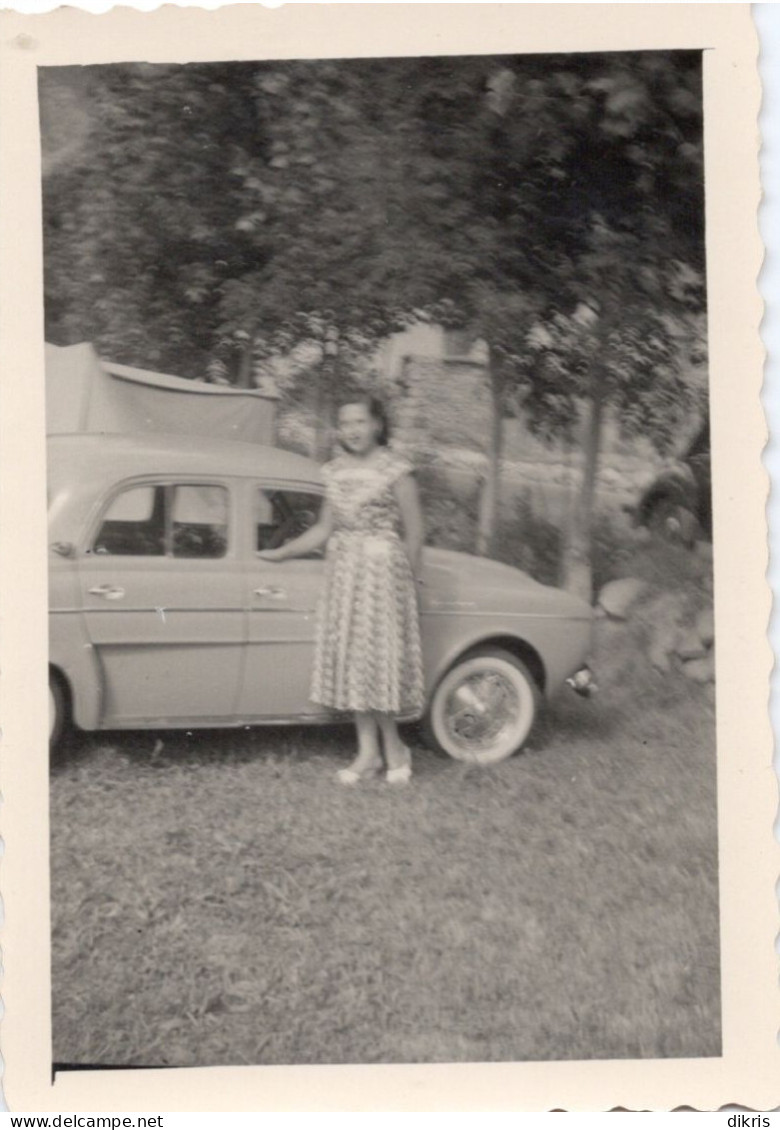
[257,395,425,784]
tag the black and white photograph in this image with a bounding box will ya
[0,2,774,1113]
[41,43,719,1069]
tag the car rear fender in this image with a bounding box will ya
[461,634,547,691]
[423,615,592,704]
[424,624,548,695]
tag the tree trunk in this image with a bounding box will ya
[312,342,327,461]
[314,337,338,463]
[563,363,605,602]
[235,325,262,390]
[476,349,502,557]
[236,332,256,390]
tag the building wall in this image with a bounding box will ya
[382,325,662,472]
[395,358,494,452]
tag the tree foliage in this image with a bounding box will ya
[42,51,706,593]
[43,63,274,374]
[43,52,704,383]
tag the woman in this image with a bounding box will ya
[257,394,425,785]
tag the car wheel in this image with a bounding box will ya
[425,648,541,765]
[49,672,66,751]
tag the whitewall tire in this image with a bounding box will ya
[426,647,541,765]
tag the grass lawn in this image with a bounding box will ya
[50,630,720,1068]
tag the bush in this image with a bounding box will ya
[590,510,637,593]
[417,464,646,591]
[416,462,479,553]
[591,534,714,714]
[491,492,639,592]
[619,537,713,597]
[492,489,563,586]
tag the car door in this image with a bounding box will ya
[237,480,329,719]
[77,477,244,726]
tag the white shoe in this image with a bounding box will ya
[386,747,412,785]
[336,762,381,786]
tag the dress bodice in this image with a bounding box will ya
[322,449,412,537]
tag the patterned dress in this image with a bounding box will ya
[310,448,425,716]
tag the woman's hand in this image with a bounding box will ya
[256,501,335,563]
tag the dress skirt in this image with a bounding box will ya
[310,529,425,716]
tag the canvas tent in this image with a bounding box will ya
[45,342,279,445]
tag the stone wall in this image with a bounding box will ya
[393,354,662,476]
[394,358,493,452]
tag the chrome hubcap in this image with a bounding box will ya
[443,671,521,751]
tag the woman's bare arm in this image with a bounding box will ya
[257,499,334,561]
[394,473,425,579]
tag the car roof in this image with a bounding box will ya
[47,431,323,486]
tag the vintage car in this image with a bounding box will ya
[48,433,594,764]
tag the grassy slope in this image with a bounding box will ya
[50,640,719,1067]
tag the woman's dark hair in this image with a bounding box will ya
[335,392,391,446]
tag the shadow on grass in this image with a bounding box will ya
[52,722,353,769]
[50,692,623,780]
[532,690,619,747]
[49,721,459,780]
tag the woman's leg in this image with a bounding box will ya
[349,711,382,772]
[376,713,412,771]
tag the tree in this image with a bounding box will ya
[42,53,706,599]
[42,59,424,442]
[506,55,706,597]
[357,51,706,587]
[523,234,707,596]
[42,63,275,375]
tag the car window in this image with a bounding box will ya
[92,483,228,558]
[172,485,228,559]
[255,488,322,554]
[93,485,165,556]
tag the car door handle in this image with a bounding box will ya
[253,586,287,600]
[88,584,126,600]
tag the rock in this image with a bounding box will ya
[593,617,626,651]
[675,628,710,662]
[640,590,687,670]
[692,540,714,575]
[648,643,672,673]
[682,655,715,683]
[649,623,682,671]
[597,577,647,619]
[671,508,700,547]
[696,608,715,648]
